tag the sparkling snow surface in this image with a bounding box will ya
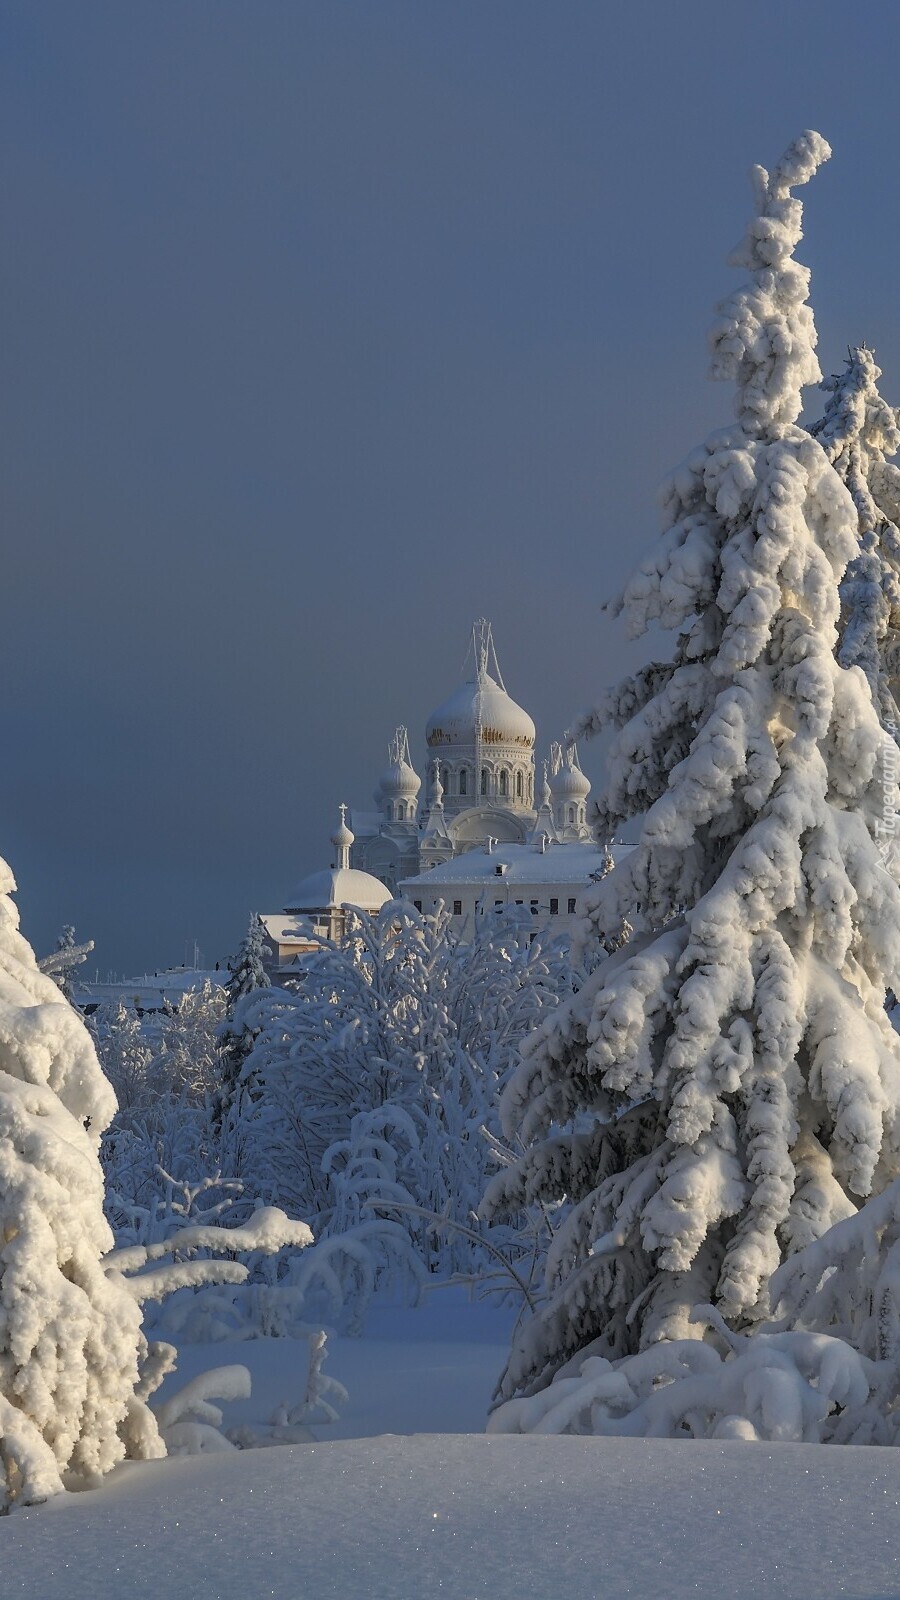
[7,1431,900,1600]
[5,1303,900,1598]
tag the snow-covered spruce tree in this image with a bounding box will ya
[214,915,270,1124]
[0,860,151,1506]
[0,859,315,1503]
[809,345,900,731]
[484,132,900,1405]
[38,923,94,1001]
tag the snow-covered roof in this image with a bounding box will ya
[283,865,392,914]
[71,970,226,1011]
[400,841,629,890]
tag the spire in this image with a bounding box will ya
[421,760,450,842]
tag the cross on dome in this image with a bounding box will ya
[469,617,506,689]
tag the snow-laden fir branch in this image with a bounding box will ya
[809,344,900,732]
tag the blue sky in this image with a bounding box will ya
[3,1,900,973]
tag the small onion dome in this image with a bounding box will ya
[550,753,591,800]
[426,673,535,750]
[331,816,355,852]
[377,756,421,801]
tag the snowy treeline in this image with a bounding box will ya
[484,129,900,1433]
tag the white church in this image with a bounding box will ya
[260,622,622,972]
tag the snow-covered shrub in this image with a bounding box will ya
[224,1331,349,1450]
[99,1170,349,1448]
[153,1364,253,1457]
[158,1221,422,1342]
[159,1331,349,1455]
[89,1000,153,1113]
[116,1170,415,1342]
[105,1169,246,1258]
[226,902,571,1290]
[93,991,225,1220]
[102,1091,213,1218]
[105,1202,314,1460]
[488,1309,879,1444]
[152,979,226,1102]
[485,132,900,1406]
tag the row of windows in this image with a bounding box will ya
[436,764,532,801]
[412,897,577,916]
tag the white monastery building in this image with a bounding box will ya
[259,807,392,973]
[260,621,620,972]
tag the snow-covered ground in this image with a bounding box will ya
[5,1298,900,1599]
[158,1293,515,1442]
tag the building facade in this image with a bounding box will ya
[258,622,620,970]
[349,619,615,938]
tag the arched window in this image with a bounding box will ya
[481,767,489,796]
[441,765,450,794]
[397,802,405,820]
[515,770,523,799]
[569,805,576,824]
[459,768,468,796]
[499,770,508,797]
